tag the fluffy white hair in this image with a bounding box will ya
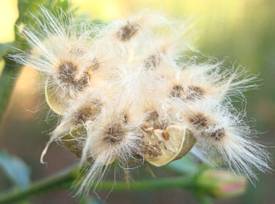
[178,100,270,180]
[12,8,270,194]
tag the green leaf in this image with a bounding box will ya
[18,0,70,23]
[12,0,70,51]
[168,156,199,175]
[0,59,4,76]
[0,43,13,58]
[0,151,30,188]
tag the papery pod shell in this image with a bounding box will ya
[45,79,67,115]
[145,125,196,167]
[61,125,86,157]
[60,125,116,165]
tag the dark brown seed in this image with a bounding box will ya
[142,143,162,157]
[103,123,126,144]
[162,130,170,141]
[186,85,204,100]
[58,61,78,84]
[123,113,129,124]
[117,22,139,41]
[73,100,102,124]
[143,110,167,131]
[170,85,204,100]
[148,111,159,121]
[76,73,90,90]
[189,113,209,128]
[144,54,161,70]
[170,85,185,98]
[57,61,91,91]
[210,128,226,141]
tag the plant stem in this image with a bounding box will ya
[0,166,198,204]
[97,175,195,191]
[196,194,214,204]
[0,57,22,122]
[0,167,76,204]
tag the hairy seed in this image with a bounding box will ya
[170,85,184,98]
[58,61,78,84]
[144,54,161,70]
[123,113,129,124]
[103,123,126,144]
[143,110,167,131]
[189,113,209,128]
[73,100,102,124]
[144,143,162,157]
[57,61,90,91]
[210,128,226,141]
[117,22,139,41]
[186,85,204,100]
[170,85,204,100]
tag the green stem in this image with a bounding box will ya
[0,166,198,204]
[97,175,195,191]
[196,194,214,204]
[0,167,76,204]
[0,56,22,122]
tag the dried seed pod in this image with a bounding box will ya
[45,79,67,114]
[143,125,196,167]
[61,125,86,157]
[45,62,98,115]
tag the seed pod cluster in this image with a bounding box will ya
[13,8,269,192]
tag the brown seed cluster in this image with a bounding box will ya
[170,85,204,100]
[210,128,226,141]
[170,85,184,98]
[142,142,162,158]
[117,22,139,41]
[186,86,204,100]
[142,111,167,132]
[140,110,171,159]
[144,54,161,70]
[189,113,209,128]
[189,113,225,141]
[103,123,126,144]
[57,61,90,91]
[73,100,102,124]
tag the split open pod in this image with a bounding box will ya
[58,123,196,168]
[143,125,196,167]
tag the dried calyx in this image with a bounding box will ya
[142,125,196,167]
[60,120,196,167]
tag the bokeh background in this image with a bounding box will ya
[0,0,275,203]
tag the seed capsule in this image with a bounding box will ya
[45,61,94,115]
[45,79,67,115]
[144,125,196,167]
[61,125,86,157]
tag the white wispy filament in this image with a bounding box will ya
[12,8,270,193]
